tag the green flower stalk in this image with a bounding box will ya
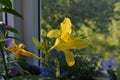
[0,42,9,79]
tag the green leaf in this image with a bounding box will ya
[107,70,117,80]
[117,63,120,80]
[54,58,60,77]
[0,41,5,47]
[0,0,12,9]
[0,41,5,52]
[6,27,19,34]
[79,34,87,39]
[0,8,23,19]
[32,37,43,50]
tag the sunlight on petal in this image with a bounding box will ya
[47,29,60,38]
[67,38,89,49]
[19,49,34,57]
[60,18,72,39]
[64,51,75,67]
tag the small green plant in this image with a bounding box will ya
[0,0,23,18]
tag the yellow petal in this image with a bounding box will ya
[18,43,25,48]
[5,47,20,59]
[47,29,60,38]
[64,51,75,67]
[19,49,34,57]
[53,38,68,50]
[67,38,89,49]
[19,49,46,63]
[60,18,72,34]
[60,32,72,42]
[53,35,88,50]
[60,18,72,39]
[14,52,20,59]
[4,47,15,52]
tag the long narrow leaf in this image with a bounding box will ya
[0,8,23,19]
[32,37,43,50]
[6,27,19,35]
[54,58,60,77]
[0,0,12,8]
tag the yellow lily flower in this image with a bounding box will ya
[47,18,88,67]
[4,40,44,61]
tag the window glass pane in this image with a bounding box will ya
[41,0,120,57]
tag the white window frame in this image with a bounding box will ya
[6,0,41,65]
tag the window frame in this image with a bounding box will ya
[6,0,41,66]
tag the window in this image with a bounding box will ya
[41,0,120,59]
[5,0,120,65]
[6,0,40,65]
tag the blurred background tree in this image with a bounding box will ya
[41,0,120,61]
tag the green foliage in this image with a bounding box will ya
[6,27,19,35]
[0,41,5,49]
[0,0,23,19]
[54,58,60,77]
[41,1,120,79]
[41,0,120,60]
[32,37,50,54]
[114,1,120,12]
[0,0,12,9]
[0,8,23,19]
[0,23,22,79]
[117,64,120,80]
[42,0,119,32]
[57,53,100,80]
[32,37,43,50]
[108,70,117,80]
[0,23,20,40]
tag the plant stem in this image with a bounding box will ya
[0,46,9,79]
